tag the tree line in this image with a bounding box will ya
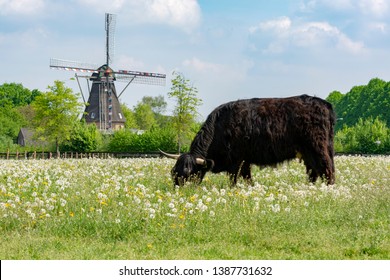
[0,72,201,153]
[1,76,390,154]
[326,77,390,154]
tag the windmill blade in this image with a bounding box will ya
[115,69,166,86]
[105,13,116,66]
[50,58,99,73]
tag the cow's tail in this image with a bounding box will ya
[327,101,336,155]
[327,101,336,181]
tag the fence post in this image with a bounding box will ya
[6,149,9,160]
[16,150,19,160]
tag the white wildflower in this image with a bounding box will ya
[265,193,275,202]
[270,204,281,213]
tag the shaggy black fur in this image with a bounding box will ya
[171,94,336,186]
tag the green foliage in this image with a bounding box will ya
[0,134,17,151]
[335,117,390,154]
[0,105,26,142]
[327,78,390,131]
[107,128,177,152]
[60,121,103,152]
[141,95,167,115]
[168,71,202,153]
[326,90,343,107]
[0,83,41,150]
[120,103,138,129]
[133,102,156,130]
[31,80,83,153]
[0,83,42,108]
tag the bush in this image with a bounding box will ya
[335,117,390,154]
[107,128,177,152]
[60,121,102,152]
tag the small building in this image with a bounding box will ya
[17,128,47,147]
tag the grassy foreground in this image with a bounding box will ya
[0,156,389,259]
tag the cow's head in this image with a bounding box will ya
[160,150,214,186]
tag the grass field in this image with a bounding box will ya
[0,156,389,259]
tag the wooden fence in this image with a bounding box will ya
[0,151,162,160]
[0,151,388,160]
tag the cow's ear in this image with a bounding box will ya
[204,159,214,170]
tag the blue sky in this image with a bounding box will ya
[1,0,390,119]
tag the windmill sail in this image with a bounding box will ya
[50,58,99,73]
[105,13,116,66]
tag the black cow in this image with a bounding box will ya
[162,94,335,186]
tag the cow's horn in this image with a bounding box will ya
[159,149,180,159]
[196,158,206,165]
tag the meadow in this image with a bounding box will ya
[0,155,389,259]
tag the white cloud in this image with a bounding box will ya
[182,57,254,84]
[300,0,389,17]
[249,16,292,34]
[76,0,201,32]
[250,17,364,54]
[183,57,223,73]
[0,0,45,15]
[320,0,355,10]
[0,27,49,48]
[77,0,125,11]
[359,0,389,17]
[115,55,145,70]
[368,22,388,33]
[146,0,201,32]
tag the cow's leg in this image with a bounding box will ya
[323,152,335,185]
[306,144,335,185]
[302,158,319,183]
[306,164,319,183]
[313,141,335,185]
[327,142,336,184]
[228,161,249,185]
[228,172,239,185]
[239,161,253,184]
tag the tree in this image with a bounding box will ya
[31,80,83,154]
[168,72,202,153]
[140,95,171,128]
[326,91,343,107]
[141,95,167,115]
[0,83,41,107]
[0,105,26,149]
[326,78,390,131]
[133,102,156,130]
[60,120,102,152]
[121,103,138,129]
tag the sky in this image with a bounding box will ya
[1,0,390,119]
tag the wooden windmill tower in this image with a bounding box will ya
[50,13,166,131]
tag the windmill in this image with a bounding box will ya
[50,13,166,131]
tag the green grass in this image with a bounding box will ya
[0,156,389,259]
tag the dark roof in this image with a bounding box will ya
[18,128,47,147]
